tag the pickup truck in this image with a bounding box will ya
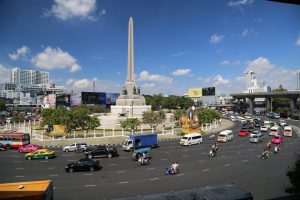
[85,145,119,158]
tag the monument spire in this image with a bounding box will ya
[127,17,134,81]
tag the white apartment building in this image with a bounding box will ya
[244,70,270,93]
[11,68,49,85]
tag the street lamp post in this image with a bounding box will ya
[131,101,134,118]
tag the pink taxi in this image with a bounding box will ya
[18,144,43,153]
[271,135,284,144]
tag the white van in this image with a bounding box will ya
[180,133,202,146]
[218,130,233,142]
[269,126,280,136]
[284,126,293,137]
[230,115,236,121]
[264,120,271,129]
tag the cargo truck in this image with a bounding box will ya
[122,133,158,151]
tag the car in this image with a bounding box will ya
[274,113,280,119]
[25,149,56,160]
[239,128,249,136]
[278,119,287,127]
[63,142,87,152]
[283,126,293,137]
[65,158,102,172]
[85,145,119,159]
[249,135,264,143]
[18,144,43,153]
[260,126,268,132]
[271,135,284,144]
[229,115,237,122]
[269,126,280,136]
[248,126,254,133]
[249,131,262,138]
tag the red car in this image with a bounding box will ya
[18,144,43,153]
[271,135,284,144]
[239,128,249,136]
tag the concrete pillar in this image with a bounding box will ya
[249,98,254,115]
[290,98,297,111]
[266,98,271,109]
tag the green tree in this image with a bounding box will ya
[142,110,166,129]
[85,116,100,133]
[120,118,140,132]
[174,109,186,120]
[195,109,220,124]
[0,99,6,112]
[286,157,300,194]
[275,107,291,118]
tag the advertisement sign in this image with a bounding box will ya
[99,92,106,105]
[202,87,215,96]
[43,94,56,109]
[19,92,36,105]
[106,93,120,105]
[70,95,81,106]
[56,94,71,108]
[81,92,106,106]
[188,88,202,98]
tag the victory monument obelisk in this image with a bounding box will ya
[111,17,151,118]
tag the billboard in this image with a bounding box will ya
[81,92,106,106]
[70,95,81,106]
[202,87,215,96]
[56,94,71,108]
[106,93,120,105]
[188,88,202,98]
[43,94,56,109]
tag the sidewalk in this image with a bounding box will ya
[31,119,234,148]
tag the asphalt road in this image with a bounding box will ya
[0,121,300,200]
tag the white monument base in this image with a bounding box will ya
[111,105,152,118]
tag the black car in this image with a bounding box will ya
[248,126,254,132]
[85,145,119,159]
[65,158,101,172]
[254,121,261,127]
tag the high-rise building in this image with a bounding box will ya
[297,72,300,90]
[244,70,269,93]
[245,71,256,89]
[11,68,49,85]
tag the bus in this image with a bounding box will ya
[0,131,30,149]
[0,180,53,200]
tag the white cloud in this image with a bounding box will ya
[0,65,11,83]
[171,68,191,76]
[242,29,249,37]
[244,57,274,76]
[138,70,173,84]
[65,78,121,93]
[9,46,30,60]
[141,83,155,88]
[213,75,230,85]
[296,33,300,46]
[170,51,190,57]
[210,34,224,44]
[31,46,82,72]
[47,0,100,21]
[228,0,254,7]
[221,60,241,65]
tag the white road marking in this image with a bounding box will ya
[116,170,125,174]
[119,181,129,184]
[16,168,24,170]
[202,169,210,172]
[49,175,58,177]
[165,151,170,154]
[147,167,155,170]
[47,167,56,170]
[84,174,93,176]
[15,176,25,178]
[177,174,184,176]
[243,159,248,162]
[149,178,159,181]
[13,161,21,163]
[67,160,75,162]
[225,164,231,167]
[40,161,48,163]
[85,185,96,187]
[201,152,206,155]
[108,164,116,166]
[119,156,127,159]
[161,158,168,161]
[61,154,71,157]
[183,155,188,158]
[183,149,188,152]
[197,160,205,163]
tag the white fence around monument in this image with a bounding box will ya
[1,119,221,142]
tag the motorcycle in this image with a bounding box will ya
[137,157,150,165]
[209,149,216,157]
[209,134,215,140]
[165,163,179,175]
[261,151,269,159]
[274,147,279,154]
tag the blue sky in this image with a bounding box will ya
[0,0,299,96]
